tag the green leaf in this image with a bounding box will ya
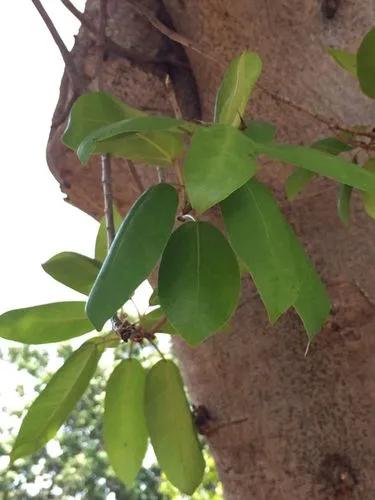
[148,288,159,306]
[10,341,102,462]
[93,131,184,166]
[285,169,315,201]
[184,124,257,213]
[95,206,123,262]
[145,360,205,495]
[158,221,240,345]
[357,27,375,98]
[285,138,352,200]
[42,252,101,295]
[362,159,375,219]
[214,51,262,127]
[0,302,93,344]
[63,91,143,151]
[77,116,186,164]
[86,184,178,331]
[244,120,276,143]
[103,360,148,486]
[337,184,353,225]
[254,141,375,192]
[221,180,301,322]
[327,48,357,77]
[139,307,176,334]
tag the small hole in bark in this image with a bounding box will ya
[319,453,358,496]
[321,0,341,19]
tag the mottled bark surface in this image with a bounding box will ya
[47,1,375,498]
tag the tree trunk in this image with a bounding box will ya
[47,1,375,498]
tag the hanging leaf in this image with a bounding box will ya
[158,221,240,345]
[327,48,357,77]
[362,159,375,219]
[145,360,205,495]
[0,302,92,344]
[95,206,123,262]
[86,184,178,331]
[254,141,375,192]
[244,120,276,143]
[285,137,352,200]
[10,340,102,462]
[77,116,186,164]
[221,180,301,322]
[103,360,148,486]
[214,51,262,127]
[42,252,101,295]
[357,27,375,98]
[63,91,143,151]
[184,124,257,213]
[139,307,176,334]
[337,184,353,225]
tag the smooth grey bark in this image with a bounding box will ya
[47,1,375,498]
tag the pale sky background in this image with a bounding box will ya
[0,2,158,492]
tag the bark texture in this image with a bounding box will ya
[47,1,375,498]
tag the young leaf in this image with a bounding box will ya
[10,341,102,462]
[104,360,148,486]
[327,48,357,77]
[139,307,176,335]
[95,206,123,262]
[145,360,205,495]
[285,169,315,201]
[337,184,353,225]
[243,120,276,143]
[42,252,101,295]
[357,27,375,98]
[77,116,186,164]
[254,141,375,192]
[221,180,300,322]
[214,51,262,127]
[0,302,92,344]
[63,91,143,151]
[362,159,375,219]
[184,124,257,213]
[158,221,240,345]
[86,184,178,331]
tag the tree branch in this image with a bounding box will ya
[31,0,85,93]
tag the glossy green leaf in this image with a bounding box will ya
[63,91,142,151]
[77,116,185,164]
[93,131,184,166]
[86,184,178,331]
[145,360,205,495]
[214,51,262,127]
[327,48,357,76]
[362,159,375,219]
[254,141,375,192]
[0,302,93,344]
[285,137,352,200]
[42,252,101,295]
[104,360,148,486]
[139,307,175,335]
[11,341,102,462]
[184,124,257,213]
[244,120,276,143]
[95,206,123,262]
[337,184,353,225]
[357,27,375,98]
[158,221,240,345]
[221,180,300,322]
[285,169,315,201]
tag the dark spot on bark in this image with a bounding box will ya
[319,453,358,497]
[62,180,71,189]
[321,0,341,20]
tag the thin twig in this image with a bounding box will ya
[147,338,166,360]
[31,0,85,93]
[126,0,220,65]
[149,315,167,335]
[165,74,183,119]
[127,159,145,193]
